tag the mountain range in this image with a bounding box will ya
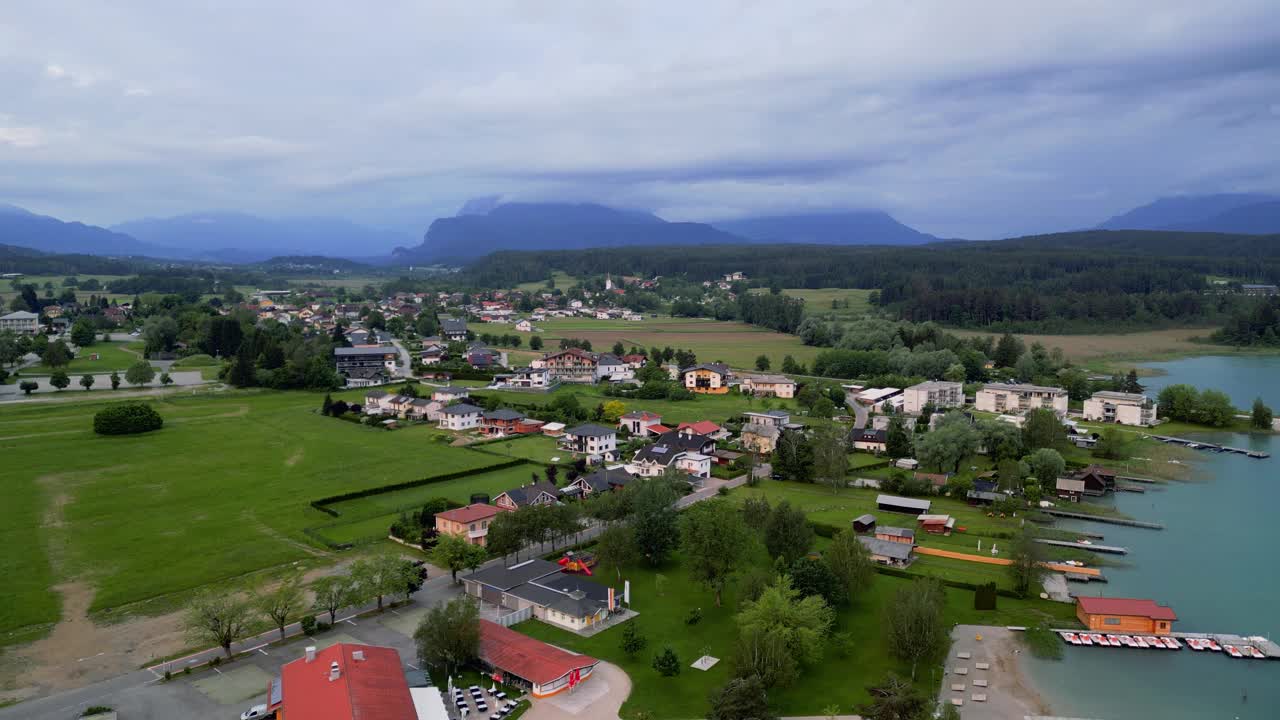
[711,210,936,245]
[1098,193,1280,234]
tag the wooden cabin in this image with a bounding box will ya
[1075,596,1177,635]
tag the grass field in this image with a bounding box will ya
[750,287,875,319]
[0,390,515,638]
[535,315,822,370]
[0,275,133,307]
[946,327,1243,367]
[23,341,142,376]
[467,382,800,427]
[515,271,575,293]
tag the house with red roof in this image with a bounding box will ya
[676,420,726,439]
[434,503,509,546]
[269,643,415,720]
[618,410,664,436]
[1076,596,1177,635]
[479,620,599,698]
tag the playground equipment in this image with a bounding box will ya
[558,550,596,575]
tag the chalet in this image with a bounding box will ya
[877,495,931,515]
[738,374,797,398]
[420,344,446,365]
[875,526,915,544]
[560,424,618,456]
[1075,596,1177,635]
[1068,465,1118,496]
[542,348,599,384]
[464,559,614,634]
[740,423,780,454]
[628,429,715,478]
[333,346,397,382]
[681,363,731,394]
[481,408,527,437]
[857,536,915,567]
[743,409,791,428]
[478,620,600,698]
[268,643,415,720]
[851,428,888,453]
[494,482,560,510]
[1055,477,1086,502]
[1083,391,1158,427]
[564,467,635,497]
[903,381,965,414]
[916,514,956,535]
[852,514,877,533]
[435,503,508,546]
[441,317,469,341]
[620,353,647,369]
[976,382,1069,416]
[619,411,664,436]
[431,385,471,403]
[438,403,484,431]
[594,354,634,382]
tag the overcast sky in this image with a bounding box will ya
[2,1,1279,238]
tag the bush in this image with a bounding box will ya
[208,655,222,667]
[300,615,318,636]
[974,582,998,611]
[684,607,703,625]
[652,646,681,677]
[93,402,163,436]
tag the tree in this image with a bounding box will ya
[256,577,305,640]
[49,369,70,391]
[755,354,771,371]
[125,360,156,387]
[79,373,95,391]
[734,625,796,689]
[825,529,875,602]
[1014,352,1039,382]
[978,419,1023,461]
[884,577,946,679]
[350,555,416,611]
[1007,527,1047,598]
[680,499,752,606]
[1157,384,1199,421]
[857,673,930,720]
[914,412,978,473]
[772,428,813,482]
[19,380,38,395]
[160,371,173,387]
[601,400,627,423]
[1197,389,1235,427]
[93,402,163,435]
[70,318,97,347]
[228,342,257,387]
[1123,369,1144,394]
[788,556,845,607]
[529,335,544,350]
[708,674,776,720]
[737,576,833,669]
[109,370,121,390]
[943,362,967,383]
[1092,427,1128,460]
[141,315,179,355]
[432,534,487,583]
[311,575,353,625]
[810,424,848,493]
[484,511,525,563]
[1025,447,1065,487]
[764,501,814,565]
[993,332,1023,368]
[1252,397,1273,430]
[885,416,913,459]
[620,621,648,658]
[652,646,681,677]
[781,355,803,374]
[414,596,480,678]
[183,592,254,660]
[42,339,72,368]
[631,477,680,566]
[594,522,640,579]
[1021,408,1064,451]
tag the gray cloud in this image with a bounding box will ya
[1,0,1278,238]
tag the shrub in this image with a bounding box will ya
[652,646,681,677]
[93,402,163,435]
[300,615,318,636]
[684,607,703,625]
[208,655,222,667]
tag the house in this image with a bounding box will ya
[1083,391,1158,426]
[851,428,888,453]
[420,344,447,365]
[739,374,797,398]
[594,354,634,382]
[383,394,415,418]
[676,420,727,439]
[1055,477,1086,502]
[903,381,965,414]
[857,536,915,567]
[681,363,731,394]
[438,403,484,431]
[364,389,389,414]
[560,424,618,456]
[916,514,956,535]
[481,408,527,436]
[854,387,903,412]
[478,621,599,698]
[740,423,781,454]
[1075,596,1177,635]
[620,353,648,369]
[0,310,39,334]
[540,422,567,437]
[628,429,715,478]
[467,345,507,369]
[564,467,635,497]
[463,559,615,633]
[852,514,877,533]
[975,383,1069,416]
[494,482,561,510]
[915,471,951,491]
[406,398,443,421]
[431,385,471,403]
[743,409,791,428]
[504,367,550,389]
[515,319,534,332]
[874,526,916,544]
[877,495,931,515]
[1068,465,1117,496]
[1241,283,1279,296]
[619,411,664,436]
[434,503,508,546]
[441,317,469,341]
[268,643,415,720]
[333,346,398,381]
[542,348,599,384]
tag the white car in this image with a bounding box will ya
[240,704,271,720]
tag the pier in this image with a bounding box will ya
[1148,435,1271,459]
[1055,629,1280,659]
[1036,538,1127,554]
[1039,508,1164,529]
[1115,483,1146,493]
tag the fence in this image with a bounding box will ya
[496,606,532,627]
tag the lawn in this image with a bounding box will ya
[0,390,519,639]
[749,287,875,319]
[470,382,800,427]
[23,341,143,376]
[535,315,823,370]
[515,271,576,293]
[513,549,1076,718]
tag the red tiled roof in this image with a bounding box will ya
[677,421,721,435]
[279,643,414,720]
[436,503,508,524]
[1076,596,1177,621]
[647,424,671,434]
[479,620,598,686]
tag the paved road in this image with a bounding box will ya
[845,392,869,429]
[0,371,206,400]
[390,338,414,377]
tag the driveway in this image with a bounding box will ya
[523,662,631,720]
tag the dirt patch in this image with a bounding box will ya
[991,632,1053,716]
[285,448,304,467]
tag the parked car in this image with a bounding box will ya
[240,704,273,720]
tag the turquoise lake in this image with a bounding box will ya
[1024,355,1280,720]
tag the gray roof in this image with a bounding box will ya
[576,467,635,492]
[464,559,560,591]
[596,353,626,366]
[981,382,1066,395]
[440,403,483,415]
[853,514,876,526]
[565,423,616,437]
[858,536,914,561]
[442,318,467,333]
[483,408,525,421]
[742,423,780,439]
[464,559,609,619]
[876,525,915,539]
[334,346,394,356]
[433,385,469,395]
[1,311,37,320]
[877,495,932,512]
[681,362,729,377]
[1056,478,1087,492]
[365,390,388,398]
[498,482,559,507]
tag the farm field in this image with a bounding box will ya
[535,315,823,369]
[750,287,876,319]
[0,275,133,306]
[515,270,575,293]
[22,341,142,376]
[946,327,1226,365]
[0,390,509,641]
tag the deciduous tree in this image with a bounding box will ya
[414,596,480,678]
[125,360,156,387]
[256,577,305,640]
[79,374,95,391]
[49,369,70,390]
[810,424,848,494]
[764,501,813,565]
[708,674,776,720]
[884,578,946,679]
[184,592,254,660]
[680,499,752,606]
[825,529,875,603]
[737,576,833,669]
[631,477,680,566]
[1252,397,1273,430]
[1007,527,1047,598]
[311,575,353,625]
[432,534,488,584]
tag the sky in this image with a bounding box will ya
[2,1,1279,239]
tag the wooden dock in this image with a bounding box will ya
[1171,632,1280,659]
[1039,508,1164,529]
[1116,484,1146,493]
[1148,435,1271,459]
[1036,538,1128,554]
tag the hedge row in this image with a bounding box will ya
[873,565,1024,599]
[309,459,533,515]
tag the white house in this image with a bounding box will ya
[976,383,1069,416]
[438,403,483,431]
[515,319,534,333]
[594,354,635,382]
[1083,391,1157,426]
[619,411,664,436]
[432,386,471,403]
[560,424,618,455]
[0,310,39,334]
[503,367,550,389]
[903,381,965,414]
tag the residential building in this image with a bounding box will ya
[1241,284,1279,296]
[441,317,469,341]
[0,310,39,334]
[851,428,888,453]
[740,423,780,454]
[268,643,415,720]
[502,367,550,389]
[903,381,965,414]
[542,348,599,384]
[438,403,484,431]
[435,503,508,546]
[383,394,415,418]
[563,467,635,497]
[463,559,615,633]
[431,385,470,403]
[1065,465,1117,496]
[333,346,398,382]
[876,495,931,515]
[515,319,534,332]
[560,424,618,456]
[738,373,797,398]
[628,429,715,478]
[743,409,791,428]
[1075,597,1177,635]
[976,383,1069,415]
[406,398,443,421]
[594,354,634,382]
[676,420,727,439]
[478,620,599,698]
[481,408,527,436]
[857,536,915,567]
[363,389,389,414]
[1055,477,1086,502]
[1083,391,1158,426]
[618,411,664,436]
[681,363,731,394]
[494,482,560,510]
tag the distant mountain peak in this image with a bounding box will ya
[457,195,504,216]
[711,209,936,246]
[0,203,36,217]
[1099,193,1280,231]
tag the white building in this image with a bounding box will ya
[438,403,483,431]
[560,424,618,455]
[903,381,965,414]
[0,310,38,334]
[975,383,1068,416]
[1083,391,1157,427]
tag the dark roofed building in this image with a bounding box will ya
[877,494,931,515]
[852,514,877,533]
[463,560,615,633]
[494,482,560,510]
[857,536,915,567]
[565,467,635,496]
